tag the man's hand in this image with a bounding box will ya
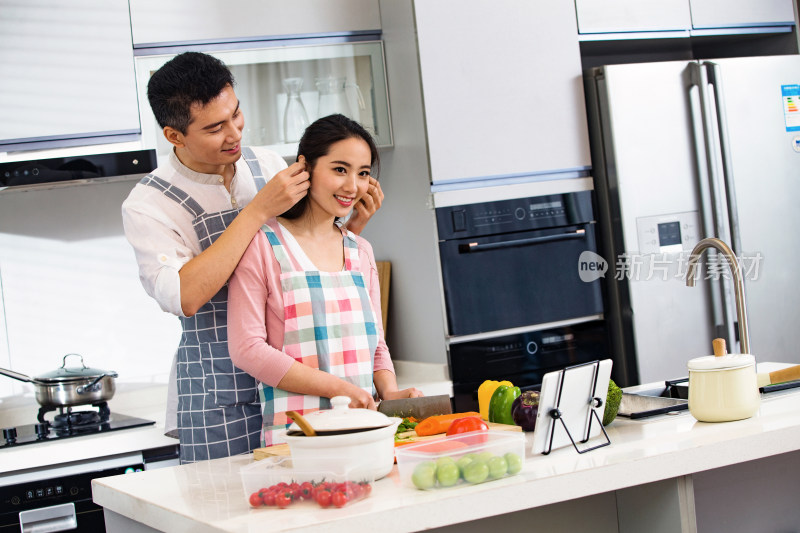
[346,177,384,235]
[249,161,310,222]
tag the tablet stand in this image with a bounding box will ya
[542,360,611,455]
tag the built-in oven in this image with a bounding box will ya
[449,322,608,412]
[435,190,610,412]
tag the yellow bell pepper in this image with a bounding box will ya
[478,379,513,420]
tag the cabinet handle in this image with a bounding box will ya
[458,229,586,253]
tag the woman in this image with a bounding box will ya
[228,114,422,446]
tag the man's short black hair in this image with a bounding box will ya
[147,52,235,134]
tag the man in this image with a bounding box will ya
[122,52,383,463]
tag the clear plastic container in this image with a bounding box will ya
[395,430,526,490]
[240,456,374,509]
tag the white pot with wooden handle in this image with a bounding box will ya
[688,338,760,422]
[688,339,800,422]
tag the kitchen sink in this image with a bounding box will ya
[618,379,689,419]
[619,376,800,419]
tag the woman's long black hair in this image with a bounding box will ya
[281,114,380,220]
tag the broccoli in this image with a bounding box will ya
[603,379,623,426]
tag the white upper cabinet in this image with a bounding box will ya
[575,0,692,33]
[688,0,796,29]
[129,0,381,46]
[414,0,590,185]
[576,0,796,36]
[0,0,140,151]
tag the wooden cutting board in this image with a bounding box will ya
[252,422,521,461]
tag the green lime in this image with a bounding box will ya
[455,455,473,477]
[504,452,523,475]
[435,456,456,468]
[411,461,437,489]
[475,451,494,463]
[487,455,508,479]
[436,461,460,487]
[463,460,490,484]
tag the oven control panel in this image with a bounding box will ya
[436,190,595,239]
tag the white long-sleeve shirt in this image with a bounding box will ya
[121,148,287,316]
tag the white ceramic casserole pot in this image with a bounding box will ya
[281,396,402,480]
[688,350,760,423]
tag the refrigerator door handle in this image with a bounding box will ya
[703,61,744,258]
[686,61,738,350]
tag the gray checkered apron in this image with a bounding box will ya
[140,147,268,463]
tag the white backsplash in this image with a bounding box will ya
[0,179,181,399]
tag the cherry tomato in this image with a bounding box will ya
[275,492,292,509]
[248,492,263,507]
[299,482,314,500]
[445,416,489,436]
[343,481,359,500]
[315,489,332,508]
[332,491,348,508]
[360,482,372,496]
[262,490,277,506]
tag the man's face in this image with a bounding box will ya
[168,84,245,174]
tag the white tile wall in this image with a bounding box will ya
[0,179,181,399]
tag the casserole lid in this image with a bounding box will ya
[287,396,393,433]
[35,354,116,382]
[688,353,755,372]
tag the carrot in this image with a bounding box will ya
[414,412,481,436]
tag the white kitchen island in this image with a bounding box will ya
[92,368,800,533]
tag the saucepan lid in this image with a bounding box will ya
[34,353,117,383]
[688,338,755,372]
[286,396,393,435]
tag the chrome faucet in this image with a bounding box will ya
[685,237,750,354]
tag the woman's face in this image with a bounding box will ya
[307,137,372,219]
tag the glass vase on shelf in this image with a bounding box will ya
[315,76,365,122]
[282,77,310,143]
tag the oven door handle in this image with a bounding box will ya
[458,229,586,253]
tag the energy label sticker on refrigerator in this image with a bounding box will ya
[783,84,800,132]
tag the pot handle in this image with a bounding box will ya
[0,367,37,384]
[76,372,118,394]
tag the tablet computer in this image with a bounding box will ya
[531,359,613,455]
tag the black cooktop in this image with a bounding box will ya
[2,402,155,449]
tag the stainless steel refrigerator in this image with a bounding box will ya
[585,55,800,385]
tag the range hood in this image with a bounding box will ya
[0,149,156,192]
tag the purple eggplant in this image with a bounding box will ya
[511,390,540,431]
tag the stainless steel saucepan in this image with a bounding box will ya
[0,353,118,408]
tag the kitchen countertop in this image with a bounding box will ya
[0,361,452,477]
[92,363,800,533]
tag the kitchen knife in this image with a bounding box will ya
[377,395,452,419]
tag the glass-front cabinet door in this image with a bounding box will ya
[135,41,392,163]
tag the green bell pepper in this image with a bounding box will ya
[488,384,521,424]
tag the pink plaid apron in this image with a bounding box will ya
[258,221,378,446]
